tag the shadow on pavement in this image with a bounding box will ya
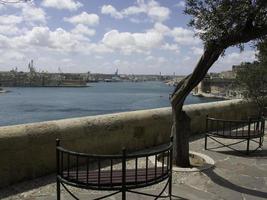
[203,167,267,199]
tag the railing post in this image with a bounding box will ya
[56,139,61,200]
[122,148,126,200]
[247,118,251,155]
[205,115,209,150]
[169,137,173,199]
[260,117,265,147]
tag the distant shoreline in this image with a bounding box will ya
[192,92,231,100]
[0,85,89,88]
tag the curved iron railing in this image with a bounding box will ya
[56,138,173,200]
[205,115,265,154]
[206,116,265,139]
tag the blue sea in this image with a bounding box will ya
[0,81,220,126]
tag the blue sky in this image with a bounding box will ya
[0,0,256,75]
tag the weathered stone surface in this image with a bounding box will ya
[172,184,219,200]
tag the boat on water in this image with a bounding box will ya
[0,88,9,93]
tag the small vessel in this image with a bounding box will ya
[0,87,9,93]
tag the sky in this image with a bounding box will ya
[0,0,257,75]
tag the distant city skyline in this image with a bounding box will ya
[0,0,256,75]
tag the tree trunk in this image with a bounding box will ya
[171,44,224,167]
[172,106,191,167]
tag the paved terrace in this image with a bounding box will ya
[1,131,267,200]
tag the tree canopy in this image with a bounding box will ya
[257,38,267,64]
[185,0,267,48]
[236,39,267,113]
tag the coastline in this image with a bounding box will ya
[192,92,232,100]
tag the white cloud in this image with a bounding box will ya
[147,5,170,22]
[95,55,103,59]
[122,5,146,16]
[162,43,179,52]
[71,24,95,37]
[102,30,135,49]
[6,26,81,52]
[0,50,25,62]
[87,43,113,54]
[145,55,166,64]
[133,31,163,49]
[101,5,123,19]
[0,34,12,48]
[171,27,200,45]
[19,26,52,47]
[101,22,200,56]
[158,57,166,63]
[1,25,112,56]
[221,50,256,65]
[115,60,131,68]
[0,24,20,35]
[64,12,99,26]
[145,55,154,61]
[0,5,46,28]
[175,1,185,8]
[211,50,256,72]
[42,0,82,11]
[129,18,149,24]
[148,23,201,50]
[61,58,72,62]
[124,0,170,22]
[102,0,170,22]
[152,22,170,35]
[22,5,46,24]
[191,46,203,55]
[0,15,22,25]
[102,29,163,54]
[50,28,83,50]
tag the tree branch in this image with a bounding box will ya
[220,25,267,48]
[171,44,224,109]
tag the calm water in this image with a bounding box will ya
[0,82,220,126]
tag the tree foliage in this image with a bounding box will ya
[257,38,267,64]
[172,0,267,108]
[185,0,267,48]
[236,40,267,113]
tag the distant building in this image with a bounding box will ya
[0,60,88,87]
[193,65,241,99]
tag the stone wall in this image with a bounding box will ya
[0,99,258,188]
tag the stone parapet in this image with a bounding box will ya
[0,99,258,187]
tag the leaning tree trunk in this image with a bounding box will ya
[171,44,224,167]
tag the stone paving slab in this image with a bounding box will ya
[1,129,267,200]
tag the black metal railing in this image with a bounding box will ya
[56,138,173,200]
[205,115,265,154]
[206,116,265,139]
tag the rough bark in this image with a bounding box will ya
[172,108,191,167]
[171,44,224,167]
